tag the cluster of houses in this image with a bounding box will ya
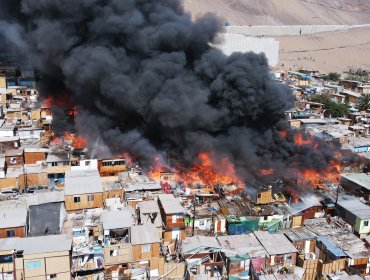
[281,69,370,162]
[2,66,370,280]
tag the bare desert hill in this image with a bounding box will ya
[183,0,370,25]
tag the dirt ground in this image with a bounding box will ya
[277,27,370,73]
[183,0,370,25]
[184,0,370,73]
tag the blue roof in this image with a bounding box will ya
[290,71,315,81]
[317,236,347,257]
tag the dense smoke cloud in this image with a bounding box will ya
[0,0,352,183]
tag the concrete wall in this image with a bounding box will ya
[226,24,370,37]
[215,33,279,66]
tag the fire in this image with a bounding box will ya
[279,130,288,138]
[148,156,164,181]
[63,132,87,149]
[50,132,87,149]
[259,169,273,176]
[294,132,311,145]
[148,152,243,187]
[298,161,341,189]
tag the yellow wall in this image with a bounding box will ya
[23,251,71,280]
[0,76,6,89]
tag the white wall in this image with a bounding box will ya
[18,129,43,140]
[215,33,279,66]
[71,159,98,171]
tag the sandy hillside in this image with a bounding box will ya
[183,0,370,25]
[277,27,370,73]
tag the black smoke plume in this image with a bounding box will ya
[0,0,359,184]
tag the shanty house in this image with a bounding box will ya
[130,223,161,269]
[27,191,67,236]
[46,151,71,187]
[341,173,370,201]
[102,209,134,269]
[282,227,316,255]
[0,136,20,150]
[24,147,49,164]
[0,234,72,280]
[181,236,225,279]
[336,195,370,238]
[64,170,104,212]
[98,158,126,177]
[5,147,24,167]
[218,233,268,278]
[138,200,163,238]
[0,202,27,238]
[158,194,185,242]
[17,127,43,140]
[254,231,298,273]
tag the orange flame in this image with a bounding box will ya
[50,132,87,149]
[259,169,273,176]
[294,132,311,145]
[298,161,341,189]
[148,152,243,187]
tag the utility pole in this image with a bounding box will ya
[22,161,27,193]
[192,194,196,236]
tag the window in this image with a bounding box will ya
[110,250,118,257]
[6,230,15,237]
[142,245,151,253]
[264,216,268,221]
[199,220,205,226]
[85,161,90,166]
[47,274,57,279]
[26,260,41,269]
[74,196,81,203]
[0,255,13,264]
[257,193,261,199]
[87,195,94,202]
[364,221,369,227]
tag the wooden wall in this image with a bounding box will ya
[163,229,185,243]
[0,226,25,238]
[98,161,126,177]
[256,188,273,204]
[19,172,48,189]
[164,215,185,230]
[24,152,46,164]
[132,243,160,262]
[0,177,17,189]
[65,192,103,211]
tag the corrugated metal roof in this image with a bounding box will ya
[181,236,222,254]
[101,209,133,230]
[130,223,160,245]
[0,234,72,254]
[337,195,370,219]
[158,194,184,214]
[0,206,27,228]
[64,170,103,195]
[317,236,347,258]
[253,231,298,255]
[217,233,267,258]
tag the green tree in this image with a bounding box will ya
[310,93,331,105]
[326,102,348,117]
[322,72,341,82]
[356,94,370,111]
[310,93,348,117]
